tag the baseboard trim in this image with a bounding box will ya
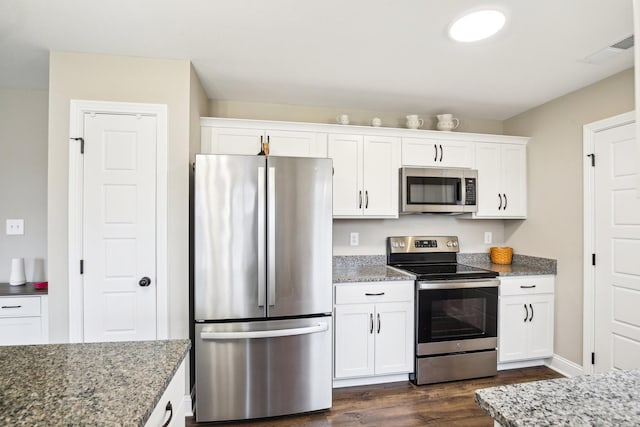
[183,394,193,417]
[546,354,584,377]
[498,359,548,370]
[333,373,410,388]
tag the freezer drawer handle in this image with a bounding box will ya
[200,322,328,340]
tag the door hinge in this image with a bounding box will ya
[80,259,84,275]
[587,153,595,167]
[592,254,596,266]
[70,137,85,154]
[591,352,595,365]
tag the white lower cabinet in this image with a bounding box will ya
[334,281,414,384]
[144,360,186,427]
[498,276,554,364]
[0,295,48,345]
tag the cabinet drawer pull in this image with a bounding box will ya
[359,190,363,209]
[523,304,528,322]
[365,190,369,209]
[520,285,536,289]
[161,401,173,427]
[369,313,374,334]
[529,303,534,322]
[377,313,381,334]
[439,144,443,162]
[433,144,438,162]
[503,193,508,210]
[498,193,503,210]
[365,292,385,296]
[1,305,22,309]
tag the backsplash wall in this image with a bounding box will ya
[332,216,506,256]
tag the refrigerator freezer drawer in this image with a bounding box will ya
[195,317,333,422]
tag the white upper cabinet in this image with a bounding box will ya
[402,137,474,168]
[329,134,401,218]
[474,142,527,218]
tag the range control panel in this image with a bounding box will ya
[387,236,459,253]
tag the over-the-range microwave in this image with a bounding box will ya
[400,167,478,214]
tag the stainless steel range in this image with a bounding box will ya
[387,236,499,385]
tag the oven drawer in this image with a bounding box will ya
[335,281,414,305]
[499,276,554,296]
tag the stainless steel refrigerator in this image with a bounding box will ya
[193,154,333,423]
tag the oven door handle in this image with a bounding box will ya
[418,279,499,290]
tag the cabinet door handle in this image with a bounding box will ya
[524,304,528,322]
[503,193,508,210]
[1,305,22,309]
[365,292,385,296]
[434,144,438,162]
[498,193,503,210]
[369,313,374,334]
[439,144,443,162]
[529,303,534,322]
[520,285,536,289]
[365,190,369,209]
[161,401,173,427]
[377,313,381,334]
[359,190,363,209]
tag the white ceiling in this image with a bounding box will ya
[0,0,634,120]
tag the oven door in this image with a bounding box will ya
[416,279,498,356]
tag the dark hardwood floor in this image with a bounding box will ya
[188,366,563,426]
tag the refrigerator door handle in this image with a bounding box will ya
[257,166,266,307]
[200,322,328,340]
[267,166,276,307]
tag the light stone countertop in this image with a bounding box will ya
[475,369,640,426]
[458,253,557,276]
[0,339,190,426]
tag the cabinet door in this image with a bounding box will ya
[207,128,264,155]
[501,143,527,218]
[374,302,414,375]
[401,138,439,167]
[527,294,554,359]
[0,317,43,346]
[498,295,529,363]
[474,142,502,217]
[267,130,328,158]
[439,140,474,168]
[334,304,375,378]
[362,136,400,217]
[328,134,364,217]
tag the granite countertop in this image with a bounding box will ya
[0,339,190,426]
[0,282,48,296]
[475,369,640,426]
[458,253,557,276]
[333,255,415,283]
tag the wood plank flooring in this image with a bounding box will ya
[188,366,563,426]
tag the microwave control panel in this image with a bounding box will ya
[464,178,476,205]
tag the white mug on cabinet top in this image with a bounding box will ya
[406,114,424,129]
[336,114,350,125]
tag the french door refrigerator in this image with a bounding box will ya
[193,154,333,423]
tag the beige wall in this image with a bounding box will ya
[48,52,193,342]
[209,99,504,135]
[503,68,634,366]
[0,88,48,282]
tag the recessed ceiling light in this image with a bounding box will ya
[449,10,506,42]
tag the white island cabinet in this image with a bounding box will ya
[498,275,555,368]
[333,281,414,387]
[144,360,186,427]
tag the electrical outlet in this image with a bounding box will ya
[6,219,24,235]
[350,232,359,246]
[484,231,492,244]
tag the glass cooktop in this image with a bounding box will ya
[392,263,498,281]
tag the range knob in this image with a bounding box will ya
[446,241,453,247]
[453,241,458,247]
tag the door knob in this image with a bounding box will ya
[139,277,152,287]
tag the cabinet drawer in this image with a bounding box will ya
[144,360,186,427]
[499,276,554,296]
[335,282,414,305]
[0,296,41,318]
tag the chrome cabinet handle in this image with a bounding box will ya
[529,303,534,322]
[369,313,374,334]
[503,193,508,210]
[359,191,363,209]
[161,401,173,427]
[524,304,528,322]
[365,292,385,296]
[365,190,369,209]
[498,193,503,210]
[439,144,443,162]
[377,313,381,334]
[434,144,438,162]
[1,305,22,309]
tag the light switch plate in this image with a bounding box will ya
[484,231,492,244]
[6,219,24,235]
[350,232,359,246]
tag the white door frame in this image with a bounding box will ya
[68,100,168,343]
[582,110,635,374]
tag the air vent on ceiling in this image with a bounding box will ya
[581,35,634,64]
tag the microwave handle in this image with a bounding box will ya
[456,180,461,203]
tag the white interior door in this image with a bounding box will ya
[593,121,640,372]
[82,113,157,342]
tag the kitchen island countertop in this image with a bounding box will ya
[0,339,190,426]
[475,369,640,426]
